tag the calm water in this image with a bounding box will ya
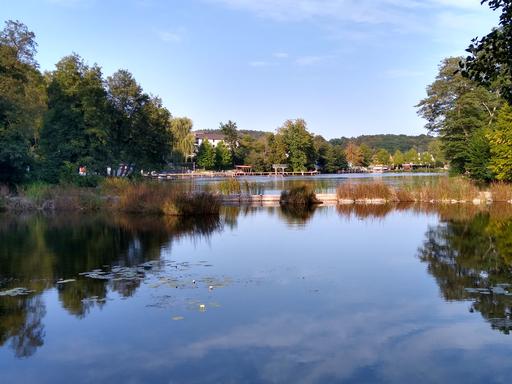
[177,172,444,194]
[1,203,512,383]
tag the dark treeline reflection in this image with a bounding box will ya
[417,204,512,334]
[0,213,222,357]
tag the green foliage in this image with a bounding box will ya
[466,129,493,182]
[330,134,434,153]
[0,20,46,183]
[196,141,216,170]
[488,104,512,181]
[392,149,405,167]
[462,1,512,104]
[404,148,418,163]
[373,148,391,165]
[278,119,315,171]
[220,120,238,165]
[170,117,194,162]
[215,142,232,170]
[40,54,111,182]
[417,57,503,178]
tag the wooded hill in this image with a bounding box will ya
[196,130,434,153]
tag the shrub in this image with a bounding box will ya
[280,184,320,207]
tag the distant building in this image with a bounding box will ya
[194,132,225,148]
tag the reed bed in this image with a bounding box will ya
[336,177,481,203]
[489,182,512,202]
[336,182,394,201]
[117,182,219,216]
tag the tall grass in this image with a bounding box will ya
[336,177,480,203]
[489,182,512,202]
[117,182,219,216]
[336,182,394,201]
[217,178,241,195]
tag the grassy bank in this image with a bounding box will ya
[0,179,220,216]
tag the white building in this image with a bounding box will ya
[194,132,226,148]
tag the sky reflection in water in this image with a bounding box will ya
[1,204,512,383]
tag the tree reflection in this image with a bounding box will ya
[0,212,223,357]
[418,208,512,334]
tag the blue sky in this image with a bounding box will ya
[1,0,499,138]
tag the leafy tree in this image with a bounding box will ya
[392,149,405,168]
[0,20,45,183]
[39,54,111,181]
[404,148,418,163]
[373,148,390,165]
[106,70,172,171]
[359,144,373,167]
[461,0,512,103]
[277,119,315,171]
[220,120,238,165]
[170,117,194,162]
[488,104,512,181]
[345,142,363,167]
[215,141,232,170]
[324,145,348,173]
[196,141,216,170]
[428,139,445,166]
[466,128,493,182]
[266,133,288,167]
[417,57,502,176]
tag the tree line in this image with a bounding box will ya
[0,20,444,184]
[418,0,512,182]
[192,120,444,172]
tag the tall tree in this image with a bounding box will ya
[488,104,512,181]
[106,69,172,170]
[220,120,239,165]
[0,20,45,183]
[373,148,391,165]
[215,141,232,170]
[392,149,405,168]
[170,117,194,162]
[461,0,512,103]
[344,142,363,167]
[417,57,502,176]
[277,119,315,171]
[40,54,110,181]
[196,141,216,170]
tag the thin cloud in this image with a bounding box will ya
[273,52,289,59]
[208,0,493,34]
[158,31,182,43]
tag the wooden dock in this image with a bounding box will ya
[145,170,320,180]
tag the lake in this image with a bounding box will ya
[175,172,444,194]
[1,202,512,383]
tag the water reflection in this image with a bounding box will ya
[418,205,512,334]
[0,213,222,357]
[3,202,512,365]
